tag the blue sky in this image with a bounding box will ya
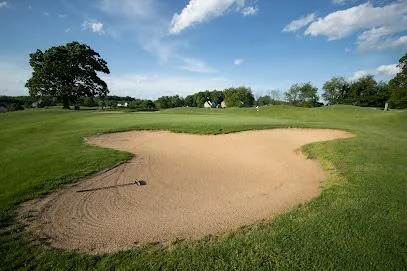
[0,0,406,99]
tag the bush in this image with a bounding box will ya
[7,103,24,111]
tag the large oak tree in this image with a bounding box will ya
[26,41,110,109]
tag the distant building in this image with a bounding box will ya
[31,100,44,108]
[221,101,226,108]
[117,102,128,107]
[204,101,213,108]
[0,105,6,113]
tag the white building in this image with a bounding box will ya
[204,101,213,108]
[117,102,128,107]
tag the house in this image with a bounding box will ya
[203,101,213,108]
[117,102,128,107]
[31,99,44,108]
[221,101,226,108]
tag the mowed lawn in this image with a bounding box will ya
[1,105,407,270]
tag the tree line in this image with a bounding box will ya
[3,41,406,112]
[153,87,256,109]
[322,75,402,108]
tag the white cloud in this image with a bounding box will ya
[376,64,401,76]
[169,0,249,35]
[82,20,104,34]
[359,34,407,51]
[65,28,71,33]
[304,1,407,50]
[178,57,217,73]
[101,74,232,99]
[234,59,244,65]
[0,61,31,96]
[242,6,258,17]
[43,11,50,17]
[283,13,316,33]
[0,1,8,9]
[348,63,401,81]
[348,70,369,81]
[58,14,67,18]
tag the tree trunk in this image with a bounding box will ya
[62,95,70,109]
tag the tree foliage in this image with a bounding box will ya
[322,75,391,108]
[224,86,254,107]
[322,77,350,105]
[0,95,56,108]
[184,90,224,107]
[348,75,379,107]
[6,103,24,112]
[388,53,407,109]
[321,54,407,109]
[257,95,273,106]
[128,99,156,111]
[285,82,319,107]
[256,95,286,106]
[154,95,184,109]
[25,41,110,109]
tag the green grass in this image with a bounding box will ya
[1,105,407,270]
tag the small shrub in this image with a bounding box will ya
[7,103,24,111]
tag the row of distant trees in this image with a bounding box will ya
[3,74,404,111]
[322,75,404,108]
[0,95,57,111]
[156,87,256,109]
[4,41,406,111]
[255,70,407,109]
[139,87,255,110]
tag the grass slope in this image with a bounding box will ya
[1,106,407,270]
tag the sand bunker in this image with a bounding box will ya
[19,129,352,254]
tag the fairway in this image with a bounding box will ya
[1,106,407,270]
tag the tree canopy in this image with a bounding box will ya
[26,41,110,109]
[154,95,184,109]
[322,77,350,105]
[321,75,391,108]
[185,90,224,107]
[223,86,254,107]
[285,83,319,107]
[388,54,407,109]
